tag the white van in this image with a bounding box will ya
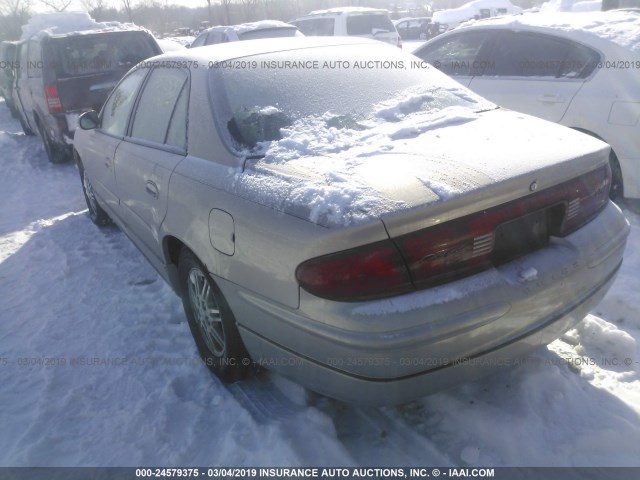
[290,7,401,47]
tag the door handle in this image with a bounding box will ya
[538,94,566,104]
[145,180,159,199]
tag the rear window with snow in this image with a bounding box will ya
[209,45,494,154]
[53,31,158,77]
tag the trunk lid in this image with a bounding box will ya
[242,109,610,231]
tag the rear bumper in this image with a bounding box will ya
[221,201,630,405]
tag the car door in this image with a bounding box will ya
[468,30,595,123]
[413,30,493,87]
[82,67,149,213]
[113,67,189,262]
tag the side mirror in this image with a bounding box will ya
[79,110,99,130]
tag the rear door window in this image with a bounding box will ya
[488,32,573,77]
[100,67,147,137]
[415,31,491,76]
[130,68,188,146]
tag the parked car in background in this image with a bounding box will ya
[14,26,161,163]
[0,41,19,117]
[414,10,640,200]
[394,16,434,40]
[290,7,402,47]
[74,37,629,405]
[190,21,302,47]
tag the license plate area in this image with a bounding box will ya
[492,208,549,266]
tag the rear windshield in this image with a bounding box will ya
[53,31,157,77]
[209,45,495,153]
[346,14,395,35]
[239,27,300,41]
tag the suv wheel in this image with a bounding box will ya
[178,248,252,383]
[18,114,35,136]
[37,120,67,163]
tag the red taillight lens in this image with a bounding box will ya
[558,162,611,234]
[45,85,63,113]
[295,240,413,302]
[297,165,611,302]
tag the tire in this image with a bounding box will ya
[178,248,252,383]
[18,113,35,136]
[78,160,110,226]
[37,120,68,164]
[609,152,624,201]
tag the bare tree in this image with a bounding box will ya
[121,0,135,22]
[80,0,107,20]
[241,0,260,21]
[204,0,212,23]
[0,0,30,39]
[220,0,231,24]
[38,0,72,12]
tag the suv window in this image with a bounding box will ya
[27,40,42,78]
[239,27,299,41]
[53,32,157,77]
[293,18,334,36]
[346,14,394,35]
[100,67,147,137]
[416,31,491,76]
[488,32,591,78]
[190,33,207,48]
[131,68,188,145]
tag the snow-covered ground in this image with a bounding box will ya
[0,99,639,467]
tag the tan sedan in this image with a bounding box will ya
[73,37,629,405]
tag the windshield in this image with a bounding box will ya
[209,45,495,155]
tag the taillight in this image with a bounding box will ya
[295,240,413,302]
[297,165,611,302]
[557,162,611,234]
[45,85,63,113]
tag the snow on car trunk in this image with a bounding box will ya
[236,105,609,230]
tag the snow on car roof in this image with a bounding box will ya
[433,0,522,24]
[205,20,298,35]
[21,11,147,41]
[306,7,389,16]
[154,36,380,64]
[462,10,640,52]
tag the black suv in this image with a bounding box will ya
[13,28,161,163]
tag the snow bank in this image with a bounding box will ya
[21,11,143,41]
